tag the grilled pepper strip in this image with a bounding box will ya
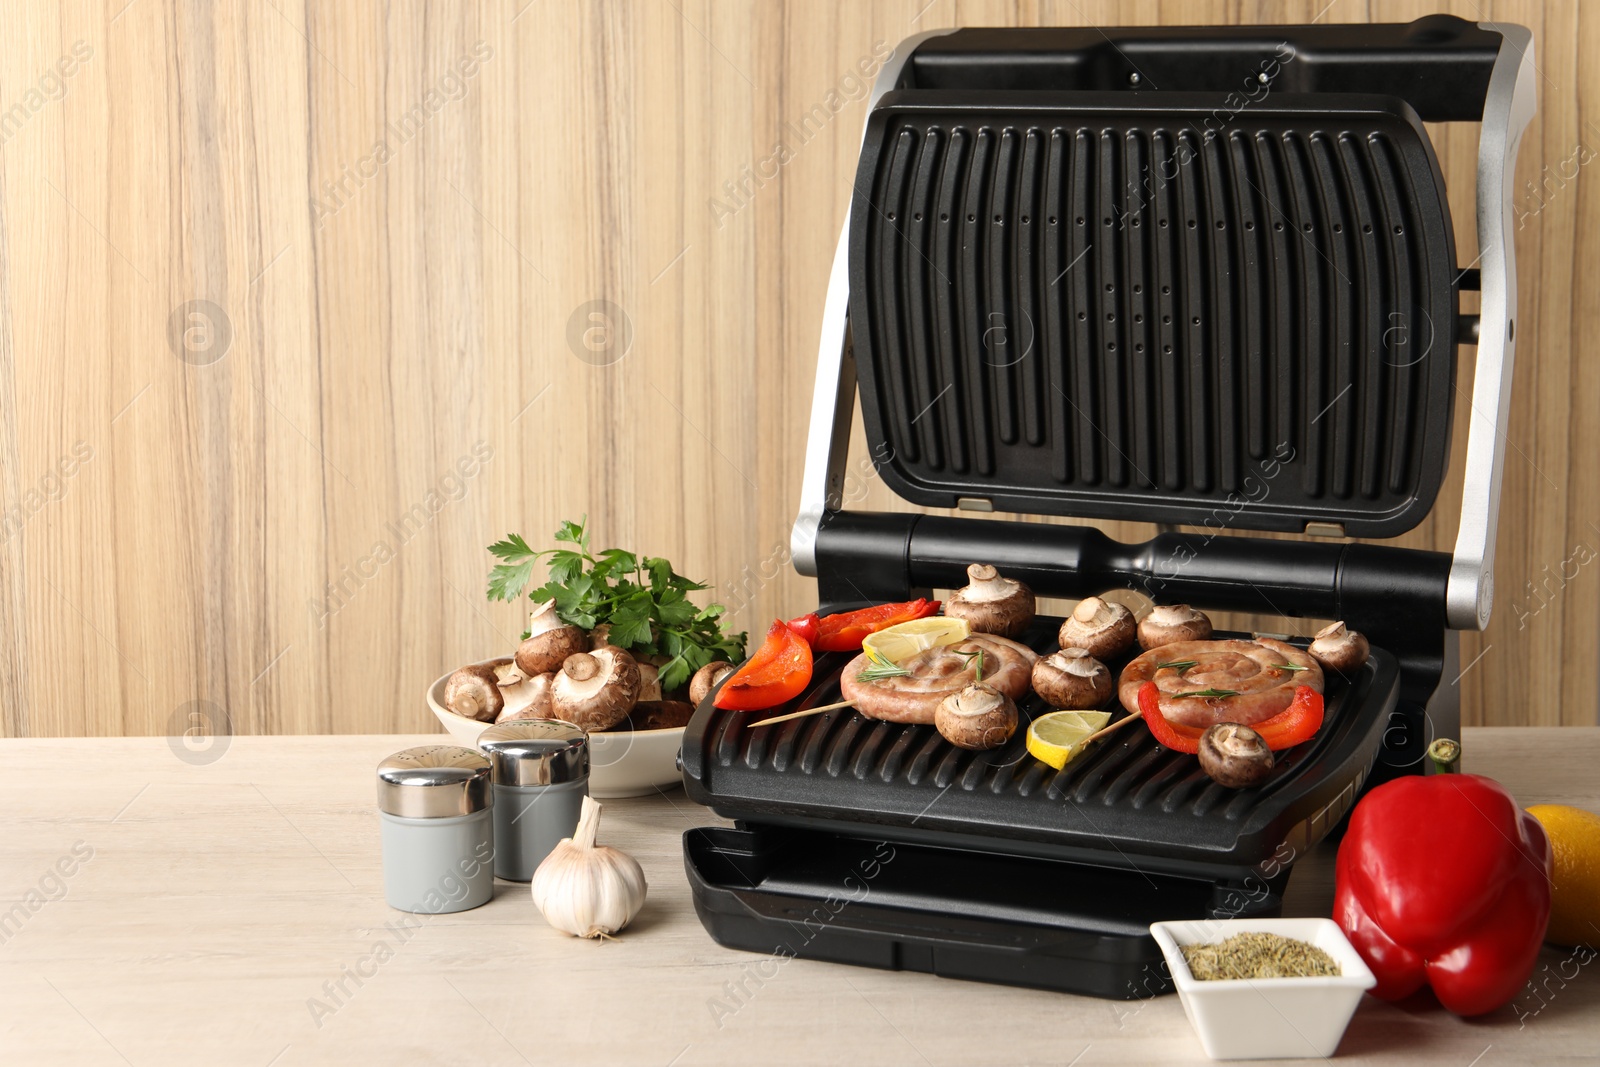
[1334,767,1552,1016]
[714,620,814,712]
[1251,686,1324,751]
[1139,683,1324,754]
[807,599,941,652]
[1138,681,1204,753]
[784,613,821,647]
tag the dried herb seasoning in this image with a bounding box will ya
[1180,932,1340,981]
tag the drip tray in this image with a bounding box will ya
[685,823,1288,999]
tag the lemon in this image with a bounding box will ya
[1527,804,1600,947]
[1026,709,1113,770]
[861,617,970,665]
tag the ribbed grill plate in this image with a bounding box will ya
[849,93,1458,536]
[682,622,1397,874]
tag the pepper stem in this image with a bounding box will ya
[1427,737,1461,775]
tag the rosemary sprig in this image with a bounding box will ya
[1156,659,1199,672]
[953,647,987,684]
[1273,663,1311,672]
[856,650,912,683]
[1174,688,1240,699]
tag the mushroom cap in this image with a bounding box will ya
[934,683,1019,751]
[1308,621,1371,673]
[840,633,1037,725]
[1057,596,1137,659]
[444,664,505,723]
[550,647,642,732]
[1198,722,1275,788]
[636,662,663,702]
[526,599,567,637]
[496,672,556,723]
[1138,603,1214,650]
[689,661,734,706]
[516,624,591,677]
[1032,648,1114,710]
[943,563,1036,638]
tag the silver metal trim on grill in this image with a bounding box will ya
[1447,24,1536,629]
[792,29,955,577]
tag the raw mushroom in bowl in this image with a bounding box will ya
[516,600,590,676]
[551,647,642,732]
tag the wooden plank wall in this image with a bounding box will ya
[0,0,1593,737]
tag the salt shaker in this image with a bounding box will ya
[376,745,494,913]
[477,719,589,881]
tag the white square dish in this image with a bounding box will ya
[1149,917,1376,1060]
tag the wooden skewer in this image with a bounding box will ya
[746,699,856,728]
[1080,709,1144,746]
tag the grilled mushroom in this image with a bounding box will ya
[1057,596,1137,659]
[689,661,734,706]
[444,663,505,723]
[943,564,1036,638]
[550,647,642,732]
[1032,648,1113,709]
[1198,722,1275,788]
[516,600,591,676]
[935,683,1019,751]
[1309,621,1370,673]
[1139,604,1213,650]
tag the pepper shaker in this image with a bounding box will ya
[477,720,589,881]
[376,745,494,913]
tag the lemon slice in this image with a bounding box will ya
[1026,709,1113,770]
[861,616,971,666]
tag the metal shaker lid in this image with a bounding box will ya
[377,745,492,818]
[477,719,589,787]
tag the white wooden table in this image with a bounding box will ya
[3,728,1597,1066]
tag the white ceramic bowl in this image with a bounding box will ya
[1149,918,1375,1060]
[426,664,686,799]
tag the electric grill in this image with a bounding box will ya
[682,17,1535,999]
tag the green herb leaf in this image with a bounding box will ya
[1174,688,1240,699]
[1156,659,1199,671]
[954,647,987,684]
[484,517,747,689]
[487,533,538,563]
[487,560,534,602]
[1273,663,1311,672]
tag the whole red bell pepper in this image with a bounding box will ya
[793,598,941,653]
[713,620,813,712]
[1334,749,1552,1016]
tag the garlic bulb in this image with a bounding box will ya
[530,796,647,938]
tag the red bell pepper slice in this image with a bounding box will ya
[1335,769,1552,1016]
[1137,681,1204,753]
[713,620,814,712]
[807,598,941,652]
[1252,686,1324,751]
[1139,682,1324,754]
[783,612,821,647]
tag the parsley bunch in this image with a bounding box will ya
[486,517,747,694]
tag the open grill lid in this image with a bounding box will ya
[793,16,1536,636]
[849,91,1458,536]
